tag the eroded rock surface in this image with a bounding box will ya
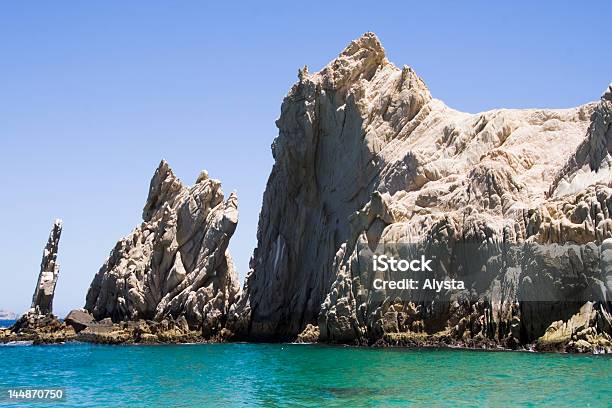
[64,309,95,333]
[30,219,62,315]
[1,220,74,344]
[230,32,612,352]
[85,160,240,339]
[5,313,75,344]
[536,301,612,353]
[75,316,224,345]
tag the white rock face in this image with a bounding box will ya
[30,219,63,315]
[85,160,240,336]
[230,32,612,348]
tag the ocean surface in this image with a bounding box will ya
[0,322,610,407]
[0,320,15,328]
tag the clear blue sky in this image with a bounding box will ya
[1,2,610,317]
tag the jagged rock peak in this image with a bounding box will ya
[602,83,612,101]
[142,159,183,222]
[337,31,386,65]
[85,161,240,337]
[232,32,612,351]
[315,32,429,94]
[307,32,390,93]
[30,219,63,315]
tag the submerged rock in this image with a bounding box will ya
[230,32,612,352]
[84,160,240,339]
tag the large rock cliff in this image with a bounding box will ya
[230,32,612,351]
[85,160,240,337]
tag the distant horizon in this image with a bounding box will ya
[1,1,611,317]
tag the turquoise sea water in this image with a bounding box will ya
[0,339,610,408]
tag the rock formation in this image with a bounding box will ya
[30,219,62,315]
[230,32,612,352]
[64,309,95,332]
[2,219,76,344]
[84,160,240,339]
[536,301,612,353]
[74,316,218,345]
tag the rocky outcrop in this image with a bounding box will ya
[61,308,212,344]
[4,313,75,344]
[75,316,232,345]
[230,32,612,352]
[64,309,95,332]
[30,219,62,315]
[295,324,320,343]
[536,301,612,353]
[1,220,75,344]
[85,160,240,340]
